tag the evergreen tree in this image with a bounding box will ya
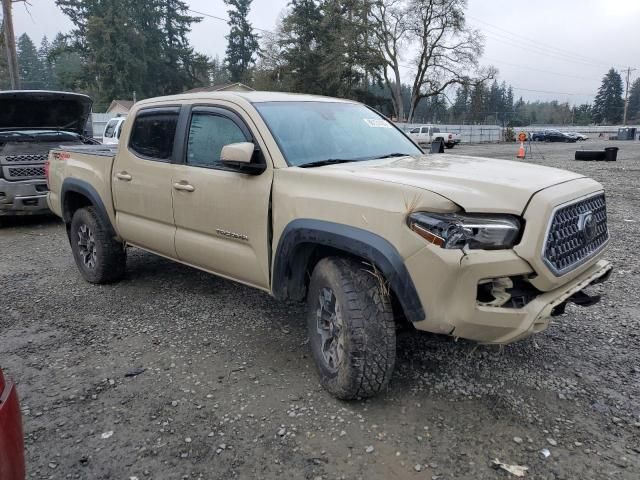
[279,0,324,94]
[210,55,230,85]
[49,32,85,92]
[627,78,640,123]
[224,0,259,82]
[592,68,624,124]
[55,0,202,103]
[39,36,56,88]
[17,33,45,89]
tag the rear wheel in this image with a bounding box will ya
[306,257,396,399]
[70,207,126,284]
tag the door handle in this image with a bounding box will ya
[173,182,195,192]
[116,172,132,181]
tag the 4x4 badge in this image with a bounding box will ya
[578,211,596,243]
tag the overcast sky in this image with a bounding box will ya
[9,0,640,105]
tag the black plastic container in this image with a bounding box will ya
[604,147,619,161]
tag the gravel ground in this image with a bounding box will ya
[1,139,639,479]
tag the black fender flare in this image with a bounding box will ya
[60,178,116,236]
[272,219,425,323]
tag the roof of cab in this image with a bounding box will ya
[133,90,356,108]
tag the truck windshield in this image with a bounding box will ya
[255,101,421,167]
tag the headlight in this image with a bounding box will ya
[408,212,521,250]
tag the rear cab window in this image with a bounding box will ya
[128,108,179,161]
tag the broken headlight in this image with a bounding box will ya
[408,212,521,250]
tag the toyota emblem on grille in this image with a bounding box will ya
[578,211,596,243]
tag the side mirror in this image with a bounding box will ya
[221,142,266,175]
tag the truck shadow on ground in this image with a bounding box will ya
[0,214,60,229]
[122,248,548,406]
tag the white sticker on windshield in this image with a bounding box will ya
[364,118,392,128]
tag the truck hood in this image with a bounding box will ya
[309,154,585,214]
[0,90,92,135]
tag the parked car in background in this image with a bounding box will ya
[0,368,25,480]
[48,91,611,399]
[532,129,577,142]
[408,125,461,149]
[102,116,127,145]
[564,132,588,141]
[0,91,99,217]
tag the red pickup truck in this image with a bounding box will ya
[0,368,25,479]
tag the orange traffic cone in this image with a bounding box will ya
[517,141,526,159]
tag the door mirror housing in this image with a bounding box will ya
[220,142,266,175]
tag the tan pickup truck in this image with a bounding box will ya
[47,91,612,399]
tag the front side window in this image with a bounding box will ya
[129,110,178,160]
[255,101,421,167]
[410,128,420,134]
[186,113,248,168]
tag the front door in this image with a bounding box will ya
[112,107,179,257]
[171,106,273,290]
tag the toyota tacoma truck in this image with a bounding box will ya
[0,90,97,217]
[47,92,612,399]
[408,124,461,149]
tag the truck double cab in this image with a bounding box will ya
[47,92,612,399]
[0,90,97,217]
[408,124,460,149]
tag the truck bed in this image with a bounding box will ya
[47,144,118,224]
[51,144,118,157]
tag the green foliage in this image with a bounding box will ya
[55,0,202,103]
[274,0,383,102]
[627,78,640,123]
[592,68,624,124]
[224,0,259,82]
[17,33,46,89]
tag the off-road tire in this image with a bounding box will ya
[70,207,126,284]
[306,257,396,400]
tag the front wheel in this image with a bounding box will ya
[306,257,396,400]
[70,207,126,284]
[445,143,454,149]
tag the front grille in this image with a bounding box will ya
[543,193,609,276]
[3,166,46,180]
[3,154,48,163]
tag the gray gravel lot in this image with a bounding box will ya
[1,139,639,479]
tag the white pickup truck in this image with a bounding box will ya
[408,125,461,149]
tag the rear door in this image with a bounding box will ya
[112,107,180,257]
[171,105,273,289]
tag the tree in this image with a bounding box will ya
[55,0,202,103]
[17,33,45,88]
[592,68,624,124]
[0,22,11,89]
[49,32,85,92]
[627,78,640,123]
[370,0,494,122]
[572,103,592,126]
[39,36,56,88]
[224,0,259,82]
[278,0,325,94]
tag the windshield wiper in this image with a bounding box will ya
[298,158,360,168]
[374,152,411,159]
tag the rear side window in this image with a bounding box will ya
[129,110,179,161]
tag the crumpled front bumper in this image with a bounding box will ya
[405,242,612,344]
[0,178,49,216]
